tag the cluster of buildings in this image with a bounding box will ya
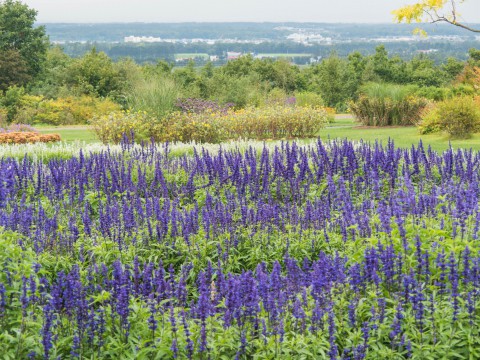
[124,36,269,45]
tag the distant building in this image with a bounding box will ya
[416,49,439,54]
[227,52,242,61]
[124,36,162,43]
[209,55,219,62]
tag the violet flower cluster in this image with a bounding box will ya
[1,139,480,358]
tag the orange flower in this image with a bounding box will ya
[0,132,61,144]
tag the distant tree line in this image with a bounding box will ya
[58,40,479,65]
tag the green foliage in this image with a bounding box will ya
[468,48,480,67]
[406,54,445,87]
[0,86,25,123]
[0,17,474,126]
[173,60,199,92]
[208,73,266,108]
[369,46,457,88]
[451,84,477,96]
[414,86,452,101]
[91,105,329,144]
[294,91,325,108]
[29,47,73,99]
[0,49,31,92]
[90,110,152,143]
[350,83,428,126]
[372,45,406,83]
[418,96,480,138]
[224,105,329,139]
[253,58,302,91]
[442,57,465,80]
[3,94,121,125]
[360,82,417,101]
[34,96,121,125]
[305,53,359,111]
[64,48,125,99]
[155,111,225,143]
[4,141,480,358]
[113,58,144,107]
[0,0,48,78]
[126,76,180,118]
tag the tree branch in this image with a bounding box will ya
[430,13,480,33]
[395,1,479,33]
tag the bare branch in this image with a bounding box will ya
[427,11,480,32]
[440,18,480,32]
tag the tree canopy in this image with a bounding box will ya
[393,0,479,33]
[0,0,49,78]
[0,49,31,91]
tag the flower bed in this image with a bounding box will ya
[0,124,37,133]
[0,132,61,144]
[0,140,480,358]
[92,106,330,144]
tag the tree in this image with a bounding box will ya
[441,57,465,81]
[65,48,124,98]
[457,49,480,91]
[371,46,407,84]
[0,0,49,77]
[306,53,354,110]
[0,85,24,123]
[0,49,31,91]
[29,47,72,98]
[468,49,480,66]
[393,0,479,33]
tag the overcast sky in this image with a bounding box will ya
[25,0,480,23]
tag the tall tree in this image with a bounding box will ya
[0,0,49,78]
[0,49,31,91]
[65,48,124,98]
[393,0,479,33]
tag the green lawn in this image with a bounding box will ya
[320,116,480,153]
[34,117,480,153]
[36,125,98,144]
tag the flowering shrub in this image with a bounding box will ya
[35,96,121,125]
[175,98,234,114]
[92,106,329,144]
[456,65,480,93]
[0,108,7,125]
[0,140,480,358]
[224,105,329,139]
[153,111,224,143]
[90,111,152,144]
[0,132,60,144]
[91,110,223,144]
[418,96,480,138]
[294,91,325,108]
[10,95,121,125]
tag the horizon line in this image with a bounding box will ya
[37,21,480,25]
